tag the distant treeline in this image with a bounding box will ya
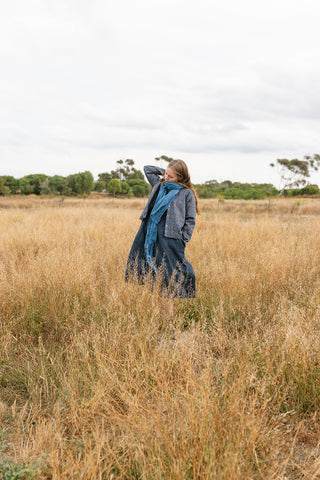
[0,159,150,198]
[194,180,320,199]
[1,159,320,199]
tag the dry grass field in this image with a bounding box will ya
[1,195,320,479]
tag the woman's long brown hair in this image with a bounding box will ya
[161,159,200,214]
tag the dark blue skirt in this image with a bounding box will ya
[125,213,195,298]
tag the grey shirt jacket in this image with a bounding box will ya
[139,165,196,243]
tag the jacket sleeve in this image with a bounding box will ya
[181,190,196,243]
[144,165,165,187]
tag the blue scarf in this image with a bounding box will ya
[144,181,184,271]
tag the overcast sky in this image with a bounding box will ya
[1,0,320,185]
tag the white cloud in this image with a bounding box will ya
[1,0,320,185]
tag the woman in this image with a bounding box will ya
[125,159,198,318]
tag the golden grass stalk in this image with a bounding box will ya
[0,197,320,479]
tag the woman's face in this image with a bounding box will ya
[164,167,179,183]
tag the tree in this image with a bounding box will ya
[126,168,144,180]
[204,179,219,189]
[19,174,48,195]
[299,184,320,195]
[120,180,131,195]
[94,180,106,192]
[97,173,112,190]
[0,176,19,193]
[116,159,136,180]
[97,160,148,196]
[270,154,320,196]
[0,178,10,195]
[49,175,71,195]
[19,177,35,194]
[40,178,51,195]
[67,171,94,195]
[108,178,122,197]
[155,155,174,163]
[127,178,149,197]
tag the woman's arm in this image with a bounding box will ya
[144,165,165,187]
[181,191,196,243]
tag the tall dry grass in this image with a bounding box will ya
[1,196,320,479]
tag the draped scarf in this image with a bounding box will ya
[144,181,184,272]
